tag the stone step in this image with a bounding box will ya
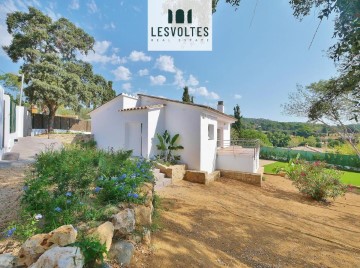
[152,168,160,175]
[154,177,172,191]
[156,173,165,180]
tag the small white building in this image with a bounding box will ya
[90,93,259,173]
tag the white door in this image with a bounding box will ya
[126,122,142,156]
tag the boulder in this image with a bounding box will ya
[29,246,84,268]
[109,241,134,266]
[48,225,77,246]
[91,221,114,252]
[17,234,51,266]
[134,204,153,226]
[0,253,16,268]
[17,225,77,267]
[111,209,135,236]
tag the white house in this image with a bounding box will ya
[90,93,259,173]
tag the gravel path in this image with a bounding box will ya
[0,137,62,232]
[133,175,360,267]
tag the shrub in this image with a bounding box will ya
[15,146,154,236]
[278,159,347,201]
[70,236,107,267]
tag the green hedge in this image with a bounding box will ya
[260,147,360,171]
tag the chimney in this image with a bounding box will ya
[217,101,224,113]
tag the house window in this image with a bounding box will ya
[208,124,214,140]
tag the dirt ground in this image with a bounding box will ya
[0,166,27,232]
[133,175,360,268]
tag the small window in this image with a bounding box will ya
[208,124,214,140]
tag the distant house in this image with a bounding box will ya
[90,93,260,173]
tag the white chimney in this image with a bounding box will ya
[217,101,224,113]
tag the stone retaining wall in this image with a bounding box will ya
[220,170,262,187]
[184,170,220,185]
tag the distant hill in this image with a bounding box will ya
[228,117,360,136]
[241,118,330,136]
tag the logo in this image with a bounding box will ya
[148,0,212,51]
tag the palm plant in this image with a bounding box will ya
[156,130,184,164]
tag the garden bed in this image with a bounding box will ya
[0,145,157,267]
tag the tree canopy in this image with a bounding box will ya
[3,7,115,131]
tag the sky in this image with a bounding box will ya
[0,0,339,121]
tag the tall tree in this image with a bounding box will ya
[233,104,242,136]
[0,73,21,94]
[182,86,193,103]
[3,7,114,132]
[283,83,360,157]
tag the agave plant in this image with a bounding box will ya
[156,130,184,163]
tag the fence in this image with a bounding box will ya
[260,147,360,171]
[32,114,91,132]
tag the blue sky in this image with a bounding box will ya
[0,0,338,121]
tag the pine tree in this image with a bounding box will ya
[233,104,242,136]
[182,86,191,102]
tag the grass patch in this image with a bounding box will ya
[264,161,360,186]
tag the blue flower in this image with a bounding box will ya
[34,214,43,220]
[118,186,124,191]
[54,207,62,212]
[23,186,29,191]
[127,193,139,199]
[94,187,102,193]
[120,174,127,180]
[66,200,71,204]
[65,192,72,197]
[6,227,16,237]
[131,174,136,179]
[111,177,117,181]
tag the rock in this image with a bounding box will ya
[0,253,16,268]
[48,225,77,246]
[144,190,153,207]
[109,241,134,266]
[142,228,151,245]
[103,205,120,218]
[29,246,84,268]
[17,225,77,267]
[140,183,153,194]
[134,204,153,226]
[17,234,51,266]
[111,209,135,236]
[91,221,114,252]
[126,233,142,244]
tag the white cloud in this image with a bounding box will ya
[122,83,132,92]
[138,69,149,76]
[112,66,132,81]
[87,0,98,13]
[79,40,126,64]
[174,70,185,87]
[187,74,199,87]
[104,22,116,30]
[234,94,242,99]
[69,0,80,10]
[189,87,220,100]
[150,75,166,86]
[129,51,151,62]
[155,55,177,73]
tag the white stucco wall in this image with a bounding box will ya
[141,97,201,170]
[216,153,258,173]
[200,114,218,173]
[91,95,138,151]
[3,95,17,152]
[147,108,165,157]
[16,106,24,138]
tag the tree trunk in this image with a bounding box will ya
[47,104,57,139]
